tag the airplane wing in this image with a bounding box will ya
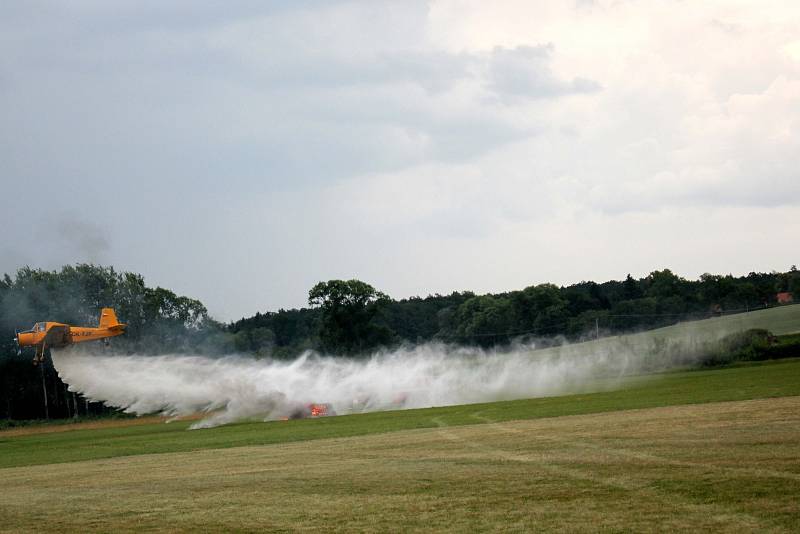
[43,325,70,347]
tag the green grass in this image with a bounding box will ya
[649,303,800,336]
[2,395,799,532]
[541,303,800,363]
[2,357,799,470]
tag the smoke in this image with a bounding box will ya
[54,215,111,264]
[51,328,727,429]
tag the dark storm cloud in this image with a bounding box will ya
[0,3,559,197]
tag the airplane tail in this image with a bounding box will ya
[99,308,125,330]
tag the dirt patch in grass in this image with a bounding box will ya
[0,414,205,437]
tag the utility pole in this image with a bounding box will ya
[39,362,49,420]
[64,383,72,419]
[595,318,600,340]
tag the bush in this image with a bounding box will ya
[764,333,800,360]
[700,329,772,367]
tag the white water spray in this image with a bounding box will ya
[51,329,725,429]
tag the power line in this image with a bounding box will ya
[434,302,791,341]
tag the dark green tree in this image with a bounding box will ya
[622,274,643,300]
[643,269,686,299]
[454,295,514,344]
[510,284,568,334]
[308,280,393,354]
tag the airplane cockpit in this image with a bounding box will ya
[18,323,42,335]
[22,322,46,333]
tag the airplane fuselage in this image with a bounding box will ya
[17,323,124,348]
[15,308,126,364]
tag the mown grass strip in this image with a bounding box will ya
[1,358,799,470]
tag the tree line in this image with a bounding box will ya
[1,264,798,421]
[232,267,799,355]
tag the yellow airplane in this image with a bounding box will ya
[15,308,126,365]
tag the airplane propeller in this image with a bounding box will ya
[13,329,21,356]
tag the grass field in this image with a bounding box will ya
[2,358,800,532]
[645,303,800,337]
[532,303,800,366]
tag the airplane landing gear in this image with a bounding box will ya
[33,343,45,366]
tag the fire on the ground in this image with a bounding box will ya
[282,403,336,420]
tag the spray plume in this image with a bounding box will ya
[51,328,729,429]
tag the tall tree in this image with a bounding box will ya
[308,280,393,354]
[454,295,514,345]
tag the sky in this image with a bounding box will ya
[1,1,799,321]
